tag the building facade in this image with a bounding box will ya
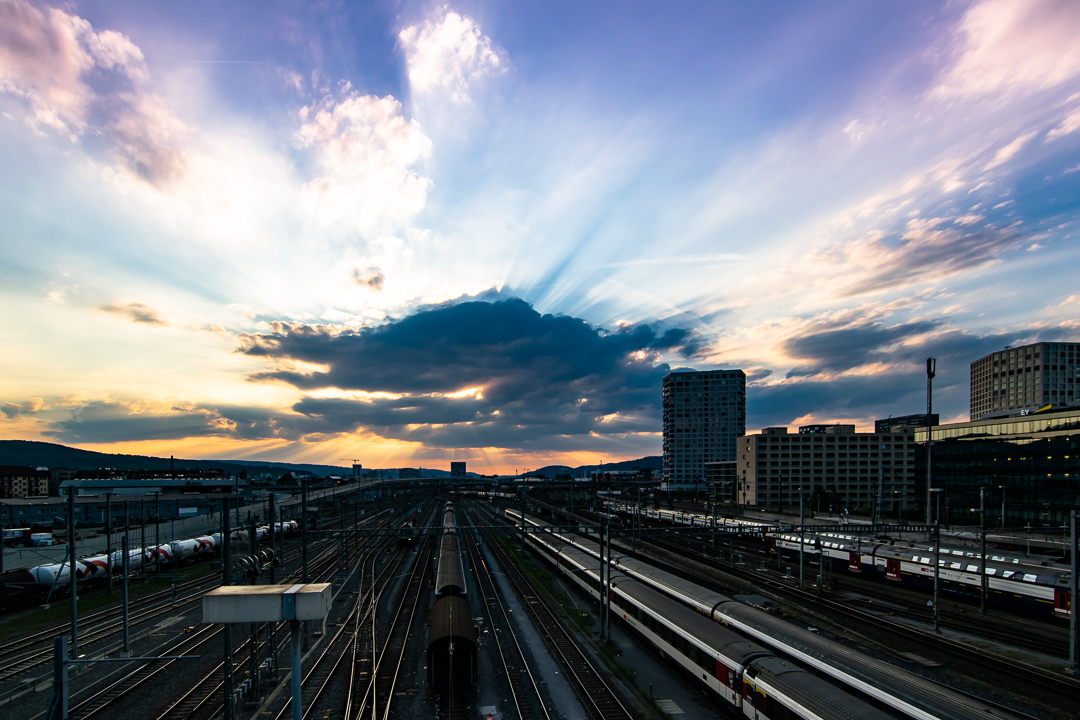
[662,369,746,486]
[0,466,49,498]
[916,408,1080,527]
[737,423,920,516]
[970,341,1078,421]
[874,414,938,433]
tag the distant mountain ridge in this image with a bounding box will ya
[525,456,662,477]
[0,440,348,477]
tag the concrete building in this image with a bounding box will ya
[917,407,1080,527]
[450,462,466,477]
[970,341,1078,421]
[875,414,938,433]
[0,466,49,498]
[737,423,920,516]
[662,369,746,487]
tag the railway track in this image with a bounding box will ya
[276,509,433,720]
[0,534,323,686]
[169,512,399,720]
[31,510,386,720]
[461,508,549,720]
[0,536,328,685]
[484,515,638,720]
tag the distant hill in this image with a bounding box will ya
[525,456,662,478]
[0,440,348,478]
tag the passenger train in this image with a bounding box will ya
[508,508,1017,720]
[428,503,476,689]
[609,502,1073,619]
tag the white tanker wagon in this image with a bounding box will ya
[25,518,301,588]
[27,534,222,586]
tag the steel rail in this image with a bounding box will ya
[461,508,549,720]
[484,514,637,720]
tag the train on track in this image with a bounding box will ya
[7,519,300,590]
[509,508,1018,720]
[428,502,476,689]
[608,502,1073,620]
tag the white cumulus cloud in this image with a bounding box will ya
[398,8,504,105]
[295,92,433,237]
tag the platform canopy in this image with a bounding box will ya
[202,583,330,624]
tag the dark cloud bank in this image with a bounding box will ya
[43,297,1068,452]
[49,298,702,452]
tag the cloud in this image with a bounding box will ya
[1046,106,1080,141]
[352,267,385,291]
[783,318,940,378]
[238,297,702,449]
[752,328,1023,429]
[398,8,504,105]
[0,0,186,184]
[774,216,1023,300]
[983,132,1035,170]
[44,400,230,443]
[935,0,1080,98]
[295,92,432,236]
[2,397,44,418]
[99,301,168,325]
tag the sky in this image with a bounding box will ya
[1,0,1079,474]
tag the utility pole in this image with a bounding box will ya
[301,479,309,583]
[1070,510,1077,676]
[925,357,936,526]
[980,487,988,616]
[604,510,612,643]
[799,494,805,589]
[67,488,77,661]
[105,492,112,592]
[932,488,942,633]
[222,497,234,720]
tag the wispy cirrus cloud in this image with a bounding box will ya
[934,0,1080,98]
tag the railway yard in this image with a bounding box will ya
[0,484,1076,720]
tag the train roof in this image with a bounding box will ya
[435,533,467,596]
[427,596,475,649]
[718,602,1015,720]
[611,576,768,667]
[748,656,897,720]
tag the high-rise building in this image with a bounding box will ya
[662,369,746,486]
[970,341,1079,421]
[737,423,919,515]
[450,462,466,477]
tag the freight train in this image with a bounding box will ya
[13,519,299,588]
